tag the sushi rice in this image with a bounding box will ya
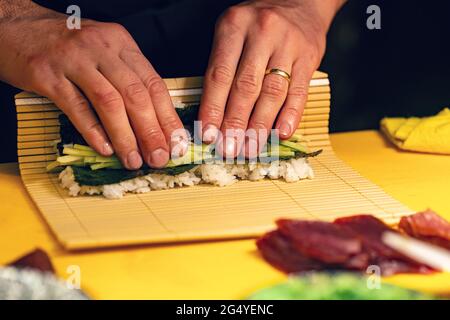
[59,158,314,199]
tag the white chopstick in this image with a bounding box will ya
[382,232,450,272]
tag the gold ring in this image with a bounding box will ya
[265,68,291,83]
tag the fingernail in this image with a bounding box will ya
[279,122,292,138]
[127,150,143,170]
[224,136,236,158]
[102,142,114,156]
[203,125,219,143]
[148,148,169,168]
[171,134,189,157]
[172,139,189,158]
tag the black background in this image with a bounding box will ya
[1,0,449,163]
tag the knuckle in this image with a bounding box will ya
[92,89,122,112]
[261,76,288,99]
[288,84,309,100]
[145,77,168,96]
[257,8,281,31]
[74,25,100,44]
[282,105,302,120]
[139,126,166,144]
[160,116,181,130]
[113,134,136,152]
[83,121,103,135]
[208,64,234,87]
[234,67,260,97]
[66,95,90,115]
[200,101,224,122]
[26,55,49,86]
[219,6,245,31]
[123,82,148,105]
[50,81,69,96]
[222,115,248,130]
[107,22,127,34]
[248,118,269,131]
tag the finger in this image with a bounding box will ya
[198,18,246,144]
[245,56,291,158]
[48,79,114,156]
[67,67,142,170]
[217,39,271,158]
[275,59,315,140]
[120,50,188,158]
[98,57,170,168]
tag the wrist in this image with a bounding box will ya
[0,0,48,22]
[310,0,346,33]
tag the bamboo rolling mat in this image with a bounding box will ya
[14,71,412,250]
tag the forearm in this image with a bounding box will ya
[309,0,347,32]
[0,0,37,20]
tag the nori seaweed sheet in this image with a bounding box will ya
[58,104,322,186]
[72,164,199,186]
[57,104,200,152]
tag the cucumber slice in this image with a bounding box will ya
[84,156,97,164]
[95,155,120,163]
[56,155,83,164]
[287,134,305,142]
[90,162,117,170]
[46,161,61,172]
[63,147,98,157]
[280,140,309,153]
[73,144,95,152]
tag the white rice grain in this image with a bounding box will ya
[59,158,314,199]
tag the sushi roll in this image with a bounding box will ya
[48,105,321,199]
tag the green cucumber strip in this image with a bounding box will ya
[46,161,61,171]
[71,161,87,167]
[268,150,296,157]
[91,162,117,170]
[63,147,99,157]
[287,134,305,142]
[95,155,120,163]
[280,140,309,153]
[57,155,83,164]
[73,144,95,152]
[84,156,97,164]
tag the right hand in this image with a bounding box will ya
[0,4,187,169]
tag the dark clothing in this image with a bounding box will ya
[1,0,449,162]
[0,0,240,162]
[35,0,241,77]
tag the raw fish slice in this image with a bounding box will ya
[256,230,324,273]
[276,219,362,264]
[399,210,450,250]
[334,215,432,275]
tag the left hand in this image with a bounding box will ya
[198,0,340,158]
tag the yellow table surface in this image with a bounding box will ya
[1,130,450,299]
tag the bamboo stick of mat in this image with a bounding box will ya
[14,71,412,250]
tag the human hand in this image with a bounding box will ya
[0,2,187,169]
[199,0,344,158]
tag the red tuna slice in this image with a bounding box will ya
[334,215,406,260]
[377,259,433,277]
[399,210,450,250]
[334,215,433,275]
[276,219,364,266]
[256,230,324,274]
